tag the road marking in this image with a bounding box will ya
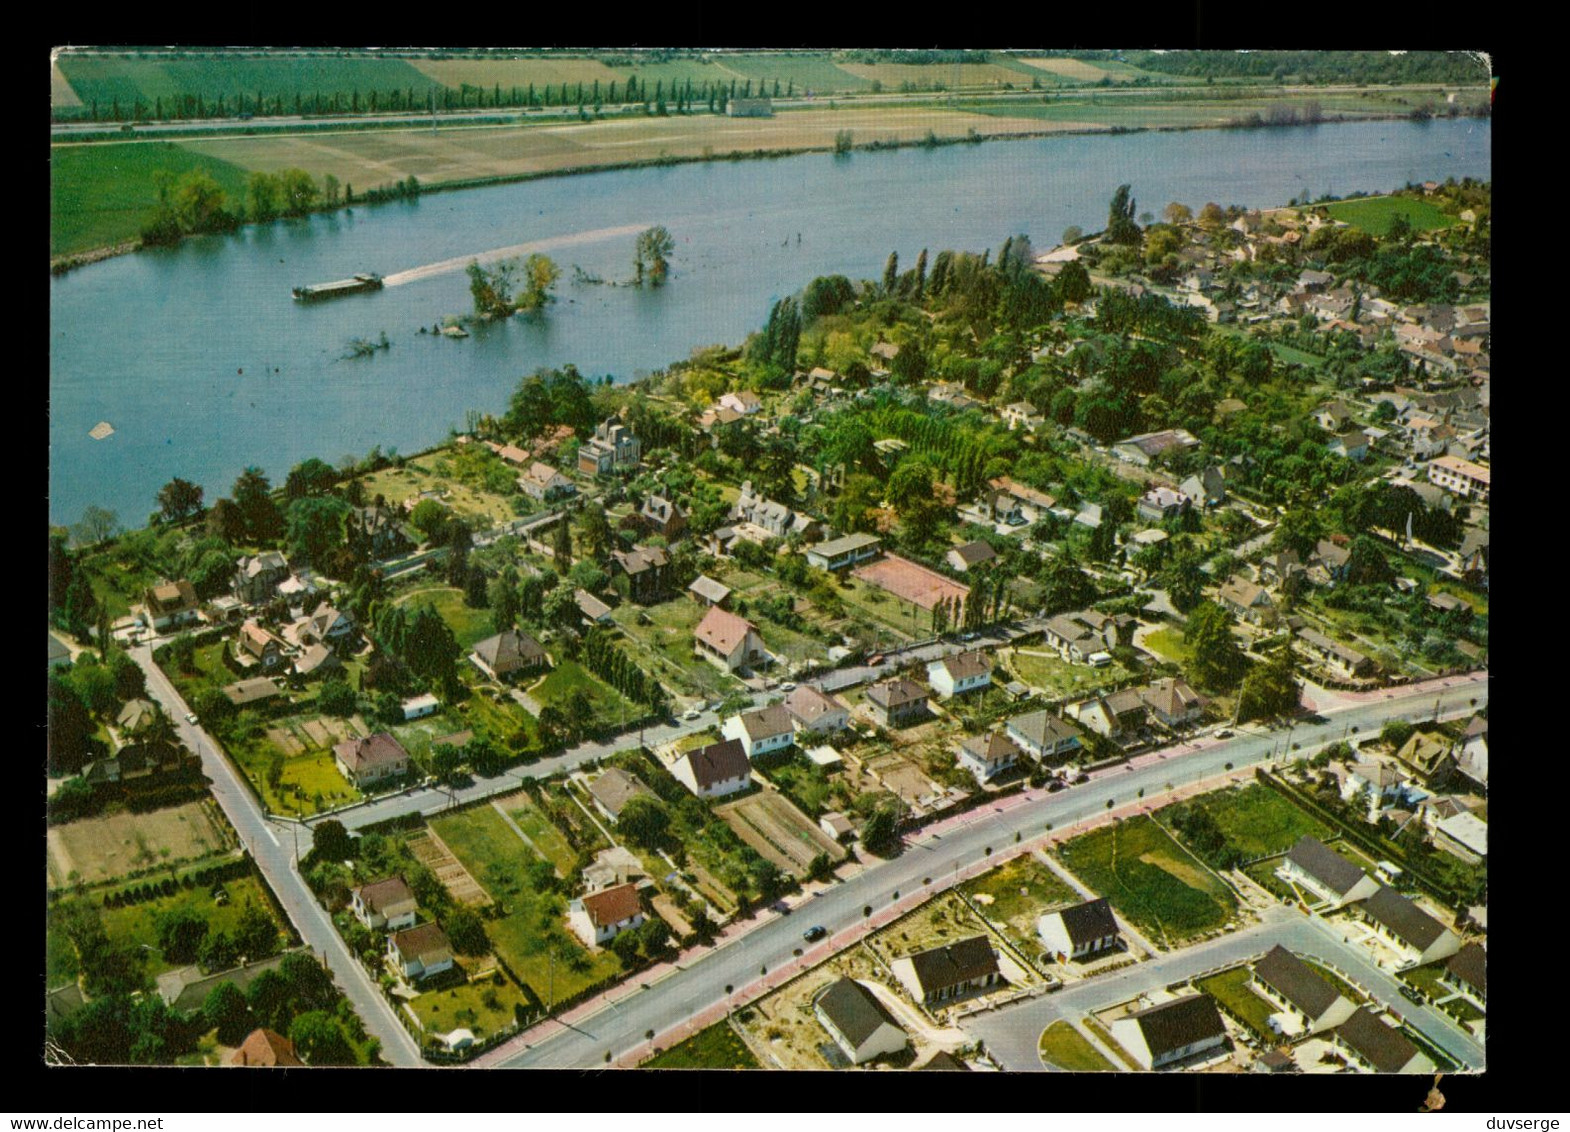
[263,824,280,846]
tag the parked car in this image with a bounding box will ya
[780,682,797,692]
[803,925,827,942]
[1215,728,1234,739]
[1073,772,1091,784]
[185,713,198,724]
[1047,779,1065,793]
[682,708,701,721]
[1400,985,1427,1005]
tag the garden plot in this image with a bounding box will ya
[47,801,233,889]
[406,830,490,908]
[715,791,846,879]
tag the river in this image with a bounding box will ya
[48,117,1489,527]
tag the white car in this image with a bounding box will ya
[682,708,702,721]
[780,682,797,692]
[185,713,198,724]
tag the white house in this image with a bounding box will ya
[722,704,795,760]
[1251,945,1356,1036]
[927,650,992,698]
[718,390,763,416]
[567,882,646,948]
[1037,897,1120,962]
[401,693,440,721]
[805,533,882,572]
[891,936,1001,1007]
[1278,836,1381,909]
[782,685,850,735]
[1357,886,1462,966]
[387,923,454,982]
[671,738,752,800]
[955,731,1022,785]
[350,876,418,932]
[1333,1008,1435,1075]
[333,732,411,789]
[1110,995,1228,1070]
[1005,710,1083,763]
[814,978,908,1065]
[693,606,770,672]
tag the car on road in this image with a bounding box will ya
[780,682,797,692]
[185,713,198,724]
[867,654,885,666]
[960,632,979,642]
[1399,984,1427,1005]
[803,925,827,942]
[1046,779,1065,793]
[682,708,701,721]
[1215,728,1234,739]
[1073,772,1091,784]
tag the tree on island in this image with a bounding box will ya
[633,226,675,286]
[467,254,560,318]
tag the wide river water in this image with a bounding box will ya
[48,117,1489,526]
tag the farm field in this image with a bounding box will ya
[714,790,846,879]
[1038,1020,1116,1071]
[50,140,250,258]
[835,61,1036,91]
[1196,967,1275,1038]
[644,1020,761,1069]
[47,801,234,889]
[1323,194,1462,237]
[1055,815,1238,948]
[715,54,874,94]
[1187,782,1336,859]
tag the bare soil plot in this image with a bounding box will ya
[1018,57,1113,82]
[47,801,232,889]
[733,950,881,1070]
[266,726,306,755]
[864,752,945,809]
[715,791,846,878]
[406,830,490,908]
[852,553,969,613]
[301,719,336,748]
[51,59,83,107]
[864,892,993,972]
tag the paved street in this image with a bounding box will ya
[479,673,1486,1069]
[130,645,426,1068]
[964,904,1485,1072]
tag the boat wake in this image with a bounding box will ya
[383,223,650,287]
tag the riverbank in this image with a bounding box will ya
[49,104,1474,273]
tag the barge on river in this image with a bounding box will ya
[292,273,384,301]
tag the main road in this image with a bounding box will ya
[483,672,1486,1069]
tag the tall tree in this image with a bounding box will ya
[156,478,205,523]
[882,250,899,296]
[1106,184,1141,246]
[634,226,675,286]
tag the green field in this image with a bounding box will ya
[1056,816,1237,947]
[1038,1020,1116,1071]
[1323,194,1462,237]
[644,1020,761,1069]
[1196,967,1275,1038]
[505,796,578,876]
[57,54,439,115]
[395,586,496,651]
[428,806,621,1005]
[1193,783,1335,859]
[1006,647,1134,701]
[963,854,1081,946]
[51,141,251,257]
[716,54,874,94]
[1141,627,1192,664]
[609,595,743,700]
[530,658,638,721]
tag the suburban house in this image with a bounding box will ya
[717,390,763,415]
[1178,466,1229,507]
[1393,729,1457,787]
[519,461,577,502]
[333,732,411,789]
[1328,430,1371,461]
[687,574,732,609]
[806,532,882,571]
[639,495,687,540]
[926,650,992,698]
[983,476,1057,525]
[575,589,615,626]
[353,506,416,561]
[782,684,850,735]
[1296,627,1374,679]
[1426,455,1489,501]
[1037,897,1121,962]
[386,923,455,982]
[1251,945,1356,1036]
[143,580,201,632]
[237,621,287,670]
[1041,610,1128,664]
[233,552,290,604]
[81,741,190,787]
[1341,763,1422,816]
[891,936,1002,1007]
[612,546,673,604]
[568,882,646,948]
[588,767,658,823]
[229,1028,305,1068]
[350,876,419,932]
[1356,886,1462,966]
[819,811,856,842]
[956,731,1023,784]
[1109,995,1229,1070]
[1217,576,1277,627]
[1307,539,1352,587]
[1139,678,1205,729]
[999,401,1044,431]
[578,416,642,475]
[722,704,796,760]
[1443,943,1485,1008]
[469,629,550,682]
[401,694,439,721]
[946,540,998,573]
[295,605,355,647]
[1137,485,1192,523]
[672,738,752,800]
[1112,428,1201,467]
[1005,710,1083,764]
[731,481,818,540]
[1313,402,1353,432]
[1278,836,1381,909]
[693,606,769,672]
[864,679,931,728]
[1332,1008,1434,1075]
[1432,811,1488,864]
[1065,688,1148,740]
[814,978,908,1066]
[115,698,160,736]
[221,677,283,710]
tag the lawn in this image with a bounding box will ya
[1005,647,1133,701]
[504,795,578,876]
[94,874,283,977]
[758,756,839,818]
[1038,1021,1116,1071]
[644,1020,760,1069]
[395,586,496,651]
[1302,959,1368,1006]
[1192,783,1335,859]
[1399,961,1484,1024]
[530,658,638,722]
[962,854,1081,954]
[1141,627,1192,664]
[225,726,362,817]
[1196,967,1276,1039]
[1323,194,1462,237]
[609,598,742,701]
[407,968,534,1042]
[50,140,251,257]
[1056,816,1237,948]
[47,800,234,889]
